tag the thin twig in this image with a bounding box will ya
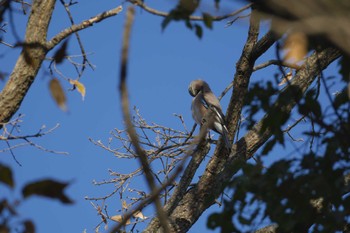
[59,0,94,76]
[130,0,252,21]
[253,59,301,71]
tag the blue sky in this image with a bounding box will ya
[0,1,342,233]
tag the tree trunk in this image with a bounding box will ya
[0,0,56,128]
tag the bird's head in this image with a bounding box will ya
[188,79,211,97]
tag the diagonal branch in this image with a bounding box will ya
[0,0,56,129]
[46,5,123,50]
[158,47,340,233]
[0,2,124,130]
[118,6,171,233]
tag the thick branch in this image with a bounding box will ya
[0,0,56,129]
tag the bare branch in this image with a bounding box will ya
[59,0,94,76]
[0,40,14,47]
[130,0,252,21]
[46,5,123,50]
[253,59,301,71]
[109,152,190,233]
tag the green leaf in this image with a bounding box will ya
[194,24,203,39]
[0,163,14,188]
[22,179,73,204]
[202,13,213,29]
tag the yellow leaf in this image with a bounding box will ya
[69,79,86,100]
[283,32,308,64]
[49,78,67,111]
[110,215,130,225]
[133,210,147,220]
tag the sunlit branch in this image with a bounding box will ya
[46,5,123,50]
[253,59,301,71]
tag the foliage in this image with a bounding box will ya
[206,0,350,231]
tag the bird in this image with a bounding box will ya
[188,79,231,150]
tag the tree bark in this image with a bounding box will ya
[0,0,56,128]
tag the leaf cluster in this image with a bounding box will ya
[208,69,350,232]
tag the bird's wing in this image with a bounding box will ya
[201,92,226,125]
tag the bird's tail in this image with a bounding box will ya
[221,125,231,151]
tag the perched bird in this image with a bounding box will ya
[188,79,231,150]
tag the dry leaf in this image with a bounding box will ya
[122,200,128,210]
[69,79,86,100]
[278,71,293,86]
[133,210,147,220]
[53,40,68,64]
[110,215,122,222]
[49,78,67,111]
[283,32,308,64]
[110,215,130,225]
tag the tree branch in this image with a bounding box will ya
[0,0,56,129]
[145,46,340,232]
[130,0,252,21]
[182,47,340,233]
[253,59,301,71]
[118,6,171,233]
[46,5,123,50]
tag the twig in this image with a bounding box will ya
[225,14,251,27]
[59,0,94,76]
[253,59,301,71]
[109,147,192,233]
[0,40,14,48]
[5,140,22,166]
